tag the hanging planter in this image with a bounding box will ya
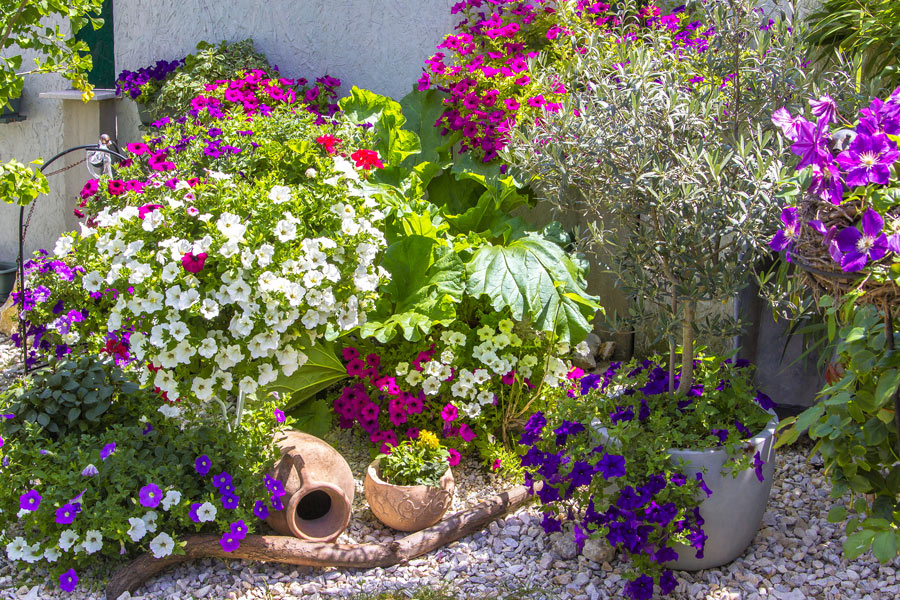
[0,261,16,304]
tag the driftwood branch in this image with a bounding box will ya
[107,484,534,599]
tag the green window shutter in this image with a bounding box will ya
[75,0,115,89]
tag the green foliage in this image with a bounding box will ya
[0,0,104,109]
[467,233,600,344]
[0,383,285,581]
[778,304,900,563]
[0,158,48,206]
[804,0,900,93]
[1,355,149,439]
[506,0,854,393]
[149,39,271,119]
[378,431,450,487]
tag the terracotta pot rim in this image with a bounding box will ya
[284,481,351,543]
[367,458,452,492]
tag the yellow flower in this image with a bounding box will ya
[418,430,440,450]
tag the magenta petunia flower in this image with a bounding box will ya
[126,142,149,155]
[834,209,889,272]
[274,408,285,423]
[19,489,41,511]
[139,483,163,508]
[181,252,207,274]
[137,204,162,220]
[836,132,899,187]
[59,569,78,593]
[447,448,461,466]
[79,179,99,199]
[440,403,458,423]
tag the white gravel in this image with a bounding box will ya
[1,332,898,600]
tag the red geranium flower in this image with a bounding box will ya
[350,149,384,170]
[315,134,341,154]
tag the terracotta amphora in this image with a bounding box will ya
[265,430,355,542]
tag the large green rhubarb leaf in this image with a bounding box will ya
[362,235,465,342]
[466,233,601,343]
[266,341,347,411]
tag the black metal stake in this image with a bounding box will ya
[17,144,128,374]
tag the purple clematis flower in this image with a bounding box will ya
[857,97,900,136]
[791,119,832,169]
[809,95,838,126]
[769,207,802,257]
[889,234,900,254]
[835,132,899,187]
[808,161,844,205]
[772,107,801,141]
[834,209,889,272]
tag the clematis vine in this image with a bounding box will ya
[768,207,801,258]
[835,132,899,187]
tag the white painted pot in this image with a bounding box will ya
[666,413,779,571]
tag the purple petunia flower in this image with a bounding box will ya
[753,451,766,482]
[195,455,211,476]
[695,472,713,498]
[274,408,285,424]
[836,132,899,187]
[624,574,654,600]
[19,489,41,511]
[55,503,80,524]
[81,464,98,477]
[59,569,78,593]
[219,532,241,553]
[100,443,116,460]
[519,411,546,445]
[189,502,202,523]
[659,570,678,595]
[754,391,776,412]
[270,496,284,511]
[834,209,889,272]
[212,471,232,490]
[540,512,562,533]
[230,519,248,539]
[139,483,163,508]
[596,453,626,480]
[568,460,595,488]
[221,494,240,510]
[889,234,900,254]
[253,500,270,520]
[573,523,589,553]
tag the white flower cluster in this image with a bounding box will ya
[398,320,571,421]
[65,179,389,414]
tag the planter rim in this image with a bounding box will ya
[0,261,17,274]
[667,410,778,457]
[367,458,451,492]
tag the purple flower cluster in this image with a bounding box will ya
[770,86,900,272]
[518,410,698,600]
[116,59,185,100]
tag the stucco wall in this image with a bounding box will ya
[115,0,457,146]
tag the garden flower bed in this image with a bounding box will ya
[1,338,898,600]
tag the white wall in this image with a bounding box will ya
[115,0,457,145]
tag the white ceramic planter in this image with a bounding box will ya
[666,413,779,571]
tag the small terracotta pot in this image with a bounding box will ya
[265,431,355,542]
[363,458,454,532]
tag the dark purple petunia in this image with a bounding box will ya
[710,428,729,445]
[596,453,626,480]
[835,132,899,187]
[834,209,889,272]
[540,512,562,533]
[753,451,766,482]
[655,547,679,563]
[573,523,589,553]
[537,483,560,504]
[554,420,585,446]
[659,570,678,595]
[695,472,713,498]
[219,532,241,552]
[253,500,269,520]
[624,574,655,600]
[195,455,211,476]
[734,420,752,438]
[610,405,634,424]
[519,411,546,445]
[568,460,595,488]
[754,391,776,412]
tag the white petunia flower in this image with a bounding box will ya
[158,404,181,418]
[196,502,217,522]
[217,213,247,242]
[22,542,42,564]
[258,362,278,386]
[5,537,26,561]
[238,376,259,395]
[168,320,189,341]
[198,337,218,358]
[268,185,292,204]
[161,262,180,283]
[191,377,214,401]
[274,219,297,242]
[82,271,104,293]
[301,309,320,330]
[142,209,165,232]
[54,235,75,257]
[405,370,423,386]
[142,510,158,533]
[199,299,220,319]
[160,490,182,511]
[395,362,409,376]
[127,517,147,542]
[422,376,441,395]
[58,530,77,552]
[43,547,60,562]
[149,532,175,559]
[255,244,275,267]
[82,530,103,554]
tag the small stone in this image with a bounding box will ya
[116,593,132,600]
[573,572,591,587]
[194,585,212,598]
[551,532,578,560]
[554,573,572,586]
[582,537,615,564]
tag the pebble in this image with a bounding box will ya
[1,332,899,599]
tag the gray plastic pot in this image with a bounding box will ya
[666,412,779,571]
[0,261,17,305]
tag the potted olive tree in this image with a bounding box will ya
[503,0,857,595]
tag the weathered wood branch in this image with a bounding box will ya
[107,484,534,599]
